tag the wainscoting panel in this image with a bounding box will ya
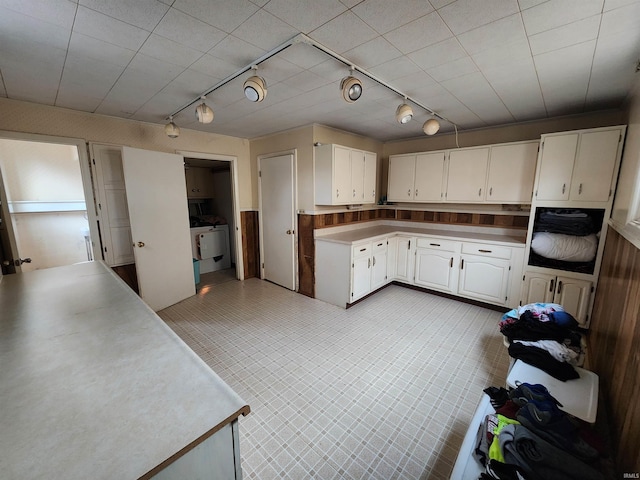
[241,211,260,279]
[589,227,640,474]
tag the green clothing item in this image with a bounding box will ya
[489,414,520,463]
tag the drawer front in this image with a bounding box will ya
[372,238,387,253]
[462,242,511,259]
[352,242,371,258]
[416,237,459,252]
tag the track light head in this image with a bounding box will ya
[395,103,413,124]
[341,75,362,103]
[195,97,214,124]
[244,75,267,102]
[423,118,441,135]
[164,116,180,138]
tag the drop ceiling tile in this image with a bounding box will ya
[60,55,124,97]
[78,0,169,31]
[344,37,403,69]
[408,38,467,70]
[441,72,514,124]
[73,5,150,51]
[68,32,136,67]
[603,0,640,11]
[426,56,478,82]
[277,42,329,70]
[521,0,604,36]
[207,35,266,69]
[281,70,332,93]
[190,54,246,80]
[438,0,520,35]
[389,72,438,98]
[599,1,640,37]
[528,15,600,55]
[517,0,547,9]
[457,13,526,56]
[309,11,379,53]
[232,9,299,50]
[368,56,422,81]
[383,11,452,54]
[134,90,198,120]
[309,59,353,82]
[258,56,304,83]
[429,0,456,9]
[140,34,204,68]
[54,89,103,113]
[1,62,63,104]
[172,0,259,33]
[127,52,186,83]
[264,0,346,33]
[153,8,227,52]
[352,0,434,35]
[470,39,531,70]
[1,0,77,29]
[340,0,364,7]
[0,6,71,50]
[249,0,269,6]
[165,69,224,98]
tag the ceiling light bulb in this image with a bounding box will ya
[395,103,413,124]
[341,76,363,103]
[195,98,214,124]
[164,117,180,138]
[244,75,267,102]
[423,118,440,135]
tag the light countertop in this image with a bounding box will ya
[0,261,249,479]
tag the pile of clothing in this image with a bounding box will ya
[475,383,605,480]
[534,209,596,236]
[500,303,584,381]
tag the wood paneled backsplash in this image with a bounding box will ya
[589,227,640,475]
[241,211,260,279]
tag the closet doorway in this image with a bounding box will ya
[0,132,99,277]
[178,151,243,283]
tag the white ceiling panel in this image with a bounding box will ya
[521,0,604,36]
[140,34,205,68]
[78,0,170,31]
[309,11,379,54]
[383,11,452,54]
[351,0,434,35]
[344,37,403,69]
[1,1,637,141]
[153,8,227,52]
[528,15,600,56]
[73,5,150,51]
[172,0,259,33]
[408,38,468,70]
[438,0,520,35]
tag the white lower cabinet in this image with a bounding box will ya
[371,238,388,290]
[521,271,592,325]
[350,239,389,303]
[414,238,460,294]
[393,235,415,283]
[458,254,511,305]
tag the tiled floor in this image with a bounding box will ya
[159,279,510,479]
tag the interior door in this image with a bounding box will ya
[121,147,195,311]
[259,153,296,290]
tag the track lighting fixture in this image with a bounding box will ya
[244,66,267,102]
[395,101,413,124]
[164,116,180,138]
[195,96,214,124]
[341,67,362,103]
[423,118,441,136]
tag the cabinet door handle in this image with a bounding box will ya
[415,189,418,197]
[549,279,555,293]
[368,258,371,268]
[353,189,356,197]
[372,256,376,267]
[377,242,383,247]
[489,187,493,196]
[449,257,453,268]
[359,248,367,252]
[478,188,482,196]
[557,281,563,294]
[562,183,566,194]
[460,258,464,269]
[430,243,441,247]
[407,189,411,197]
[336,189,339,198]
[478,249,492,253]
[579,183,583,195]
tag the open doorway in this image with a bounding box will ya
[0,133,99,277]
[180,151,244,290]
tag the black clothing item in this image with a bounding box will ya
[481,459,530,479]
[508,343,579,381]
[500,311,569,343]
[483,386,510,409]
[535,210,596,236]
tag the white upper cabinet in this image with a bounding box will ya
[415,152,446,201]
[315,144,377,205]
[387,154,417,201]
[535,127,624,203]
[487,141,538,203]
[445,147,489,202]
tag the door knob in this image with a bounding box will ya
[286,230,292,235]
[137,242,145,247]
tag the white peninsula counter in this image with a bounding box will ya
[0,261,249,479]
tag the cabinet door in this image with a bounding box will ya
[363,151,377,204]
[351,254,371,301]
[395,236,414,283]
[458,254,510,305]
[446,147,489,202]
[554,276,592,325]
[569,129,621,202]
[371,248,387,290]
[414,151,446,202]
[387,154,415,201]
[536,134,577,201]
[415,248,458,294]
[521,272,555,305]
[487,142,538,203]
[333,146,352,204]
[387,236,398,279]
[350,149,365,202]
